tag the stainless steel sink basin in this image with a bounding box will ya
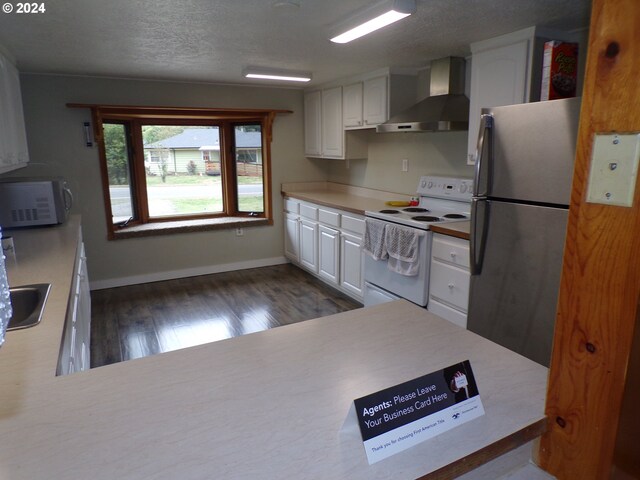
[6,284,51,331]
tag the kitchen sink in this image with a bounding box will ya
[6,284,51,331]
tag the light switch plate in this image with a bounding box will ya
[586,133,640,207]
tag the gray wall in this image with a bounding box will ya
[326,129,475,194]
[10,74,326,285]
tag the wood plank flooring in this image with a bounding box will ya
[90,264,362,368]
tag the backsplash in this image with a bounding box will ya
[324,129,474,194]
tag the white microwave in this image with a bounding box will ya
[0,177,72,228]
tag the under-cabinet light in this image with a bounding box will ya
[243,67,312,83]
[330,0,416,44]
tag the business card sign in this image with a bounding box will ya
[354,360,484,464]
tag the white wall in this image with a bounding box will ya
[325,129,475,194]
[10,74,326,286]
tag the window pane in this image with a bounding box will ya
[142,125,223,218]
[103,123,135,225]
[234,125,264,213]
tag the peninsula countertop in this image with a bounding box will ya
[0,219,548,479]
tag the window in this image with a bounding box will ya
[77,105,288,239]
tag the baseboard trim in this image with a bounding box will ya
[90,256,289,290]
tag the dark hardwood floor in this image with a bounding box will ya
[90,264,362,368]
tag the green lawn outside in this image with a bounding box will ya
[145,175,262,187]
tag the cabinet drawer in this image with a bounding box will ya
[299,203,318,220]
[284,198,299,214]
[341,214,365,235]
[432,234,470,269]
[429,261,470,312]
[318,208,340,227]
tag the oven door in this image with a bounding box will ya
[363,231,432,306]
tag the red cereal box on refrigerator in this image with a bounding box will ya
[541,41,579,100]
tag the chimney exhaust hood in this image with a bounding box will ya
[376,57,469,133]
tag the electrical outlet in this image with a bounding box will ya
[402,158,408,172]
[586,133,640,207]
[235,228,244,236]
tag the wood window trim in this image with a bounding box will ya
[69,104,291,240]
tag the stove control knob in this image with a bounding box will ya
[420,179,427,188]
[427,181,434,189]
[459,184,468,193]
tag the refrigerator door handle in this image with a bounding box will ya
[470,197,488,275]
[473,114,493,197]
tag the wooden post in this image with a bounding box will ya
[538,0,640,478]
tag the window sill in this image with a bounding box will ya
[111,216,271,240]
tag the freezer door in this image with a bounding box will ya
[467,200,568,366]
[485,97,581,205]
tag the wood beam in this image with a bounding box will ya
[538,0,640,478]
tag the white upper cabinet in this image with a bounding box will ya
[321,86,344,158]
[343,83,363,128]
[362,76,388,126]
[467,26,586,164]
[304,90,322,157]
[0,51,29,174]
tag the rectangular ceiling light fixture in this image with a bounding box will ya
[330,0,416,44]
[243,67,312,83]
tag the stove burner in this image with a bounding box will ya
[379,209,400,214]
[403,207,429,213]
[412,216,442,222]
[443,213,467,219]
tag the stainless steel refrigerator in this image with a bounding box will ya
[468,97,581,367]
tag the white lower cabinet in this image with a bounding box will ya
[283,198,364,302]
[299,218,319,273]
[58,238,91,375]
[428,233,470,328]
[340,231,363,298]
[318,225,340,285]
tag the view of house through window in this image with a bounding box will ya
[99,113,268,234]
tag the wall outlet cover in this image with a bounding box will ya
[586,133,640,207]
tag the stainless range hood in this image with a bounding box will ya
[376,57,469,133]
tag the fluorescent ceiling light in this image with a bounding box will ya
[330,0,416,44]
[243,67,312,83]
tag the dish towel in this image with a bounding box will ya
[363,218,388,260]
[385,224,421,276]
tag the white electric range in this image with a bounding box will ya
[363,176,473,307]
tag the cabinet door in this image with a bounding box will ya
[284,212,300,262]
[343,82,363,128]
[304,91,322,157]
[0,53,29,173]
[467,40,530,163]
[340,231,363,298]
[363,76,388,126]
[299,219,318,273]
[318,225,340,285]
[321,86,344,158]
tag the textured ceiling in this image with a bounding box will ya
[0,0,591,87]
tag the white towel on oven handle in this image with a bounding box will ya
[363,218,388,260]
[385,224,421,276]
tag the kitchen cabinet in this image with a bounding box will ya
[284,198,300,262]
[362,76,388,126]
[467,26,580,164]
[427,233,470,328]
[343,82,363,128]
[304,91,322,157]
[58,237,91,375]
[0,51,29,174]
[343,76,388,128]
[318,225,340,285]
[282,198,364,301]
[320,86,343,158]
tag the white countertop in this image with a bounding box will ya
[0,218,549,479]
